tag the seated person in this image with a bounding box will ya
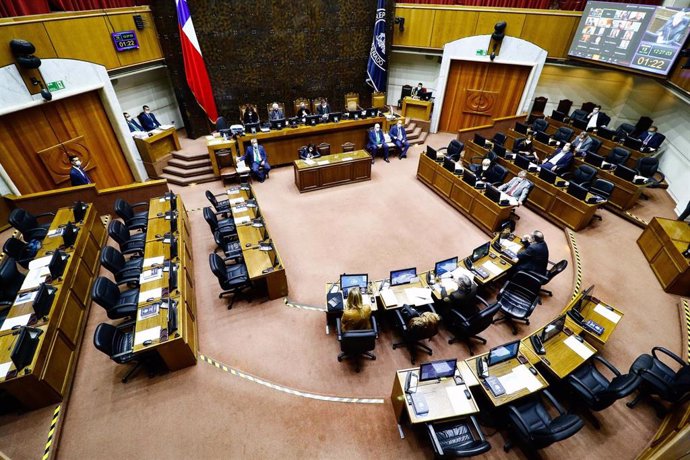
[586,105,610,130]
[124,112,144,132]
[513,134,539,162]
[341,289,372,331]
[541,142,573,172]
[512,230,549,276]
[398,304,441,336]
[498,170,532,206]
[299,144,320,160]
[239,138,271,182]
[389,120,409,159]
[478,158,503,184]
[411,82,425,99]
[316,99,331,118]
[637,125,664,151]
[367,123,389,162]
[296,102,311,118]
[268,103,284,121]
[243,105,259,124]
[138,105,161,131]
[441,275,477,317]
[571,131,593,156]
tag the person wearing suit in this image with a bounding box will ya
[239,138,271,182]
[571,132,593,156]
[542,142,574,172]
[498,171,533,206]
[637,126,664,151]
[478,158,503,184]
[68,156,92,186]
[296,102,311,118]
[367,123,389,162]
[138,105,161,131]
[243,106,259,125]
[124,113,144,132]
[586,105,610,130]
[299,144,320,160]
[316,100,331,118]
[513,134,539,162]
[512,230,549,276]
[268,103,284,121]
[389,120,409,159]
[411,82,425,99]
[341,289,371,332]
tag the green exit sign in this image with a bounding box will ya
[476,49,486,56]
[46,80,65,91]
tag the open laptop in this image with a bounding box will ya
[390,267,417,286]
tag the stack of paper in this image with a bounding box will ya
[481,261,503,276]
[317,160,329,165]
[14,290,38,306]
[28,255,52,270]
[20,269,49,291]
[498,365,543,394]
[134,326,161,346]
[564,336,595,360]
[0,314,32,332]
[304,159,316,166]
[138,288,163,304]
[342,157,353,161]
[0,362,12,378]
[499,239,522,253]
[451,266,475,282]
[593,304,621,323]
[405,288,434,306]
[380,289,398,307]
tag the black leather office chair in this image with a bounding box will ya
[632,116,653,138]
[627,347,690,416]
[567,356,641,428]
[469,151,498,174]
[446,299,501,355]
[203,206,237,238]
[215,116,229,131]
[492,132,507,146]
[213,229,243,263]
[493,271,542,335]
[556,99,573,115]
[336,316,378,372]
[504,390,584,453]
[437,139,464,162]
[0,257,26,307]
[531,118,548,133]
[392,304,439,364]
[205,190,231,214]
[483,164,507,186]
[589,137,602,154]
[615,122,635,140]
[114,198,148,233]
[209,253,251,309]
[8,208,55,241]
[108,220,146,257]
[426,415,491,458]
[569,109,588,123]
[91,276,139,320]
[581,101,596,113]
[606,147,630,166]
[636,157,665,188]
[590,179,615,206]
[529,259,568,297]
[564,164,597,188]
[93,321,151,383]
[551,126,573,144]
[100,246,143,286]
[2,237,33,269]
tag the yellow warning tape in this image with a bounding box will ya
[198,353,383,404]
[42,404,61,460]
[683,299,690,364]
[624,211,649,227]
[284,297,327,312]
[566,229,583,300]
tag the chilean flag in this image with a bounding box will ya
[175,0,218,122]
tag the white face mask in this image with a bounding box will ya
[73,160,81,167]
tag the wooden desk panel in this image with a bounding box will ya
[572,157,643,210]
[637,218,690,296]
[205,137,237,177]
[134,128,181,178]
[293,151,372,193]
[402,97,433,120]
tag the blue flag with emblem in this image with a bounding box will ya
[366,0,387,92]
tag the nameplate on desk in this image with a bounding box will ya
[233,205,248,212]
[138,304,160,320]
[139,268,163,284]
[14,290,38,306]
[593,304,621,323]
[229,198,245,205]
[47,228,64,238]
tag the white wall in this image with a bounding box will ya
[111,66,183,128]
[387,51,442,107]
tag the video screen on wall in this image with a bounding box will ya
[568,2,690,76]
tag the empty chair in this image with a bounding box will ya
[493,271,542,334]
[205,190,231,214]
[590,179,614,201]
[0,257,26,306]
[564,164,597,188]
[215,116,229,131]
[341,142,355,152]
[552,126,573,144]
[91,276,139,320]
[114,198,148,233]
[492,132,507,146]
[615,122,635,140]
[569,109,588,123]
[213,229,243,263]
[100,246,143,286]
[108,220,146,257]
[446,299,501,355]
[398,84,413,107]
[636,157,665,187]
[336,315,378,372]
[438,139,464,162]
[93,322,150,383]
[504,390,584,453]
[317,142,331,156]
[344,92,360,112]
[529,259,568,297]
[392,304,440,364]
[531,118,548,133]
[632,116,653,137]
[2,237,33,269]
[581,101,596,113]
[426,415,492,458]
[567,356,641,428]
[209,253,251,309]
[628,347,690,416]
[371,91,386,109]
[556,99,573,114]
[606,147,630,166]
[528,96,547,122]
[589,137,602,154]
[203,206,237,238]
[8,208,55,241]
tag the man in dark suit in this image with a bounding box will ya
[268,103,284,121]
[316,100,331,118]
[68,155,92,186]
[239,138,271,182]
[571,132,593,156]
[411,82,425,99]
[478,158,504,184]
[586,105,610,130]
[541,142,574,172]
[124,113,144,132]
[389,120,409,159]
[636,125,664,151]
[367,123,389,163]
[296,102,310,118]
[512,230,549,276]
[138,105,161,131]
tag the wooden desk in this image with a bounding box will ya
[375,277,433,311]
[236,117,387,167]
[560,290,623,346]
[402,97,433,120]
[0,203,106,409]
[205,136,237,177]
[572,157,644,211]
[293,150,372,192]
[390,365,479,425]
[134,128,181,178]
[637,218,690,296]
[417,154,516,234]
[521,328,597,379]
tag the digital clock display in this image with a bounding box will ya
[112,31,140,52]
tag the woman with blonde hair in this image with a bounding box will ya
[341,288,372,331]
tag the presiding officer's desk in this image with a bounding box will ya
[0,203,106,409]
[293,150,372,193]
[401,96,433,121]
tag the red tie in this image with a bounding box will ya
[507,179,521,196]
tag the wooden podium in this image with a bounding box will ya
[134,127,181,178]
[402,97,432,120]
[637,217,690,296]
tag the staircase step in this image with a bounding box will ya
[168,158,212,169]
[406,122,416,133]
[160,173,218,186]
[408,126,422,140]
[162,165,214,177]
[171,150,210,161]
[412,131,428,145]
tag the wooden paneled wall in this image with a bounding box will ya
[0,91,134,194]
[0,7,162,70]
[393,4,581,58]
[669,64,690,94]
[439,61,531,132]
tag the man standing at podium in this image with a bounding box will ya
[389,120,409,159]
[138,105,161,131]
[68,155,92,186]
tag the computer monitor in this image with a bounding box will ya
[218,128,233,138]
[33,283,57,318]
[492,144,506,157]
[471,242,490,262]
[306,115,320,126]
[442,157,456,173]
[425,146,437,161]
[462,169,477,187]
[614,164,636,182]
[485,184,501,203]
[73,201,88,222]
[473,133,486,148]
[340,273,368,296]
[244,122,260,134]
[597,127,616,140]
[487,340,520,367]
[571,285,595,313]
[365,108,378,118]
[514,154,531,170]
[270,118,286,130]
[327,112,342,123]
[169,236,178,260]
[390,267,417,286]
[48,250,69,280]
[420,91,433,101]
[62,221,78,248]
[534,131,550,144]
[538,167,558,184]
[435,257,458,276]
[419,358,457,382]
[515,122,528,134]
[11,326,42,371]
[584,152,604,168]
[347,110,361,120]
[624,136,643,151]
[567,181,589,201]
[540,316,566,343]
[288,117,300,127]
[551,110,566,122]
[169,263,178,292]
[572,118,588,130]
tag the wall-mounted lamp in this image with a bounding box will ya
[394,17,405,33]
[30,77,52,101]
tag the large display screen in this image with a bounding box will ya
[568,2,690,76]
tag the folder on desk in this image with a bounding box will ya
[20,268,49,291]
[594,304,621,323]
[28,255,52,270]
[564,336,595,360]
[380,289,398,307]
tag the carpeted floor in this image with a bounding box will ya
[0,132,683,459]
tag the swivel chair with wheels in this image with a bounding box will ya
[529,259,568,297]
[93,321,155,383]
[426,415,491,458]
[114,198,149,233]
[203,206,237,239]
[8,208,55,241]
[493,271,542,335]
[209,253,251,309]
[91,276,139,320]
[437,139,464,162]
[205,190,231,214]
[446,300,501,355]
[531,118,548,133]
[100,246,143,286]
[108,220,146,257]
[213,229,243,263]
[336,316,378,372]
[551,126,573,144]
[392,305,440,364]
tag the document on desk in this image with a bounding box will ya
[138,288,163,304]
[512,365,543,392]
[0,314,32,332]
[303,159,316,166]
[446,386,475,414]
[405,288,433,306]
[227,188,241,195]
[0,361,12,378]
[342,157,353,161]
[481,261,503,276]
[143,256,165,267]
[229,197,245,205]
[380,289,398,307]
[20,269,49,291]
[139,268,164,284]
[46,227,64,238]
[498,371,525,395]
[564,336,595,360]
[134,326,161,346]
[451,267,475,282]
[439,278,458,292]
[500,239,522,254]
[234,216,251,225]
[28,255,52,270]
[317,160,330,165]
[593,304,621,323]
[14,290,38,306]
